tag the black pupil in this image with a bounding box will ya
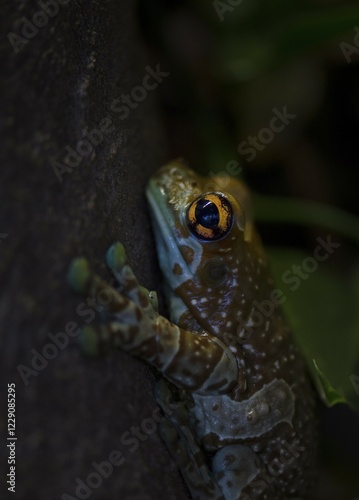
[195,199,219,228]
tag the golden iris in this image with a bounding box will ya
[186,193,233,241]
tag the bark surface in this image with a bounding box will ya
[0,2,188,499]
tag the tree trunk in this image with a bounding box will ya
[0,2,188,498]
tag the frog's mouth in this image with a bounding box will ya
[146,180,196,291]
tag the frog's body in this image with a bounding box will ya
[69,160,317,499]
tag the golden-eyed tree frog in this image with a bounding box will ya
[69,160,317,499]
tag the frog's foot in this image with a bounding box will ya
[69,245,237,393]
[68,256,131,316]
[159,422,224,500]
[68,243,157,318]
[106,242,158,318]
[75,323,143,356]
[67,253,158,356]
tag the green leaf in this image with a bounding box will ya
[273,6,359,61]
[312,359,347,406]
[217,5,359,81]
[254,194,359,245]
[267,247,359,413]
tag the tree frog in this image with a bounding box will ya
[69,160,317,499]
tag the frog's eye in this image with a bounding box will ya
[186,193,233,241]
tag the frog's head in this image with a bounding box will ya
[146,160,266,339]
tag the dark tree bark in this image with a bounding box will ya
[0,2,188,499]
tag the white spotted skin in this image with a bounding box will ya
[191,379,295,452]
[144,161,318,499]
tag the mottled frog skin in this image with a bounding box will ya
[69,160,317,499]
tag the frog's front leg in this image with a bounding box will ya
[68,243,157,355]
[68,242,238,396]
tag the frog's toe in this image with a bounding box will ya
[67,258,91,293]
[77,325,101,356]
[106,241,127,272]
[77,323,126,356]
[106,242,156,316]
[158,420,179,447]
[158,421,191,465]
[69,259,135,320]
[148,291,159,313]
[106,241,138,291]
[155,379,173,403]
